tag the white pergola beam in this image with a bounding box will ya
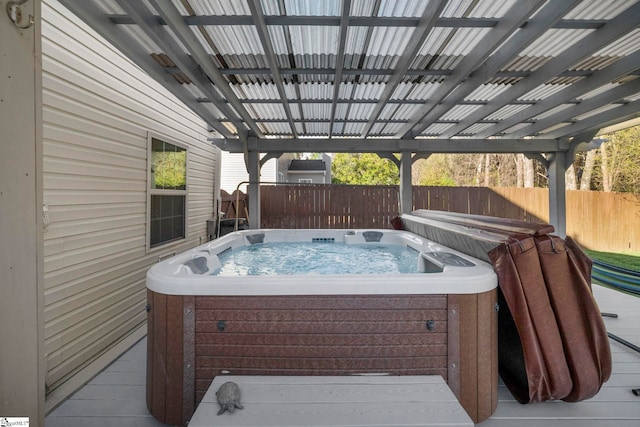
[212,138,564,154]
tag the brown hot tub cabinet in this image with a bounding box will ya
[146,289,498,425]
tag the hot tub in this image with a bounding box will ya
[146,229,498,425]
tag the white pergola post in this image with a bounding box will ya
[399,152,413,215]
[246,143,261,229]
[547,151,567,238]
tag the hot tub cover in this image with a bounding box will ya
[403,211,612,403]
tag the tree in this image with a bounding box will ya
[579,150,596,190]
[413,155,456,186]
[604,127,640,193]
[573,126,640,193]
[331,153,399,185]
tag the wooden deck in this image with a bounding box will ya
[46,284,640,426]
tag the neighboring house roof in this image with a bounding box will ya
[288,160,326,172]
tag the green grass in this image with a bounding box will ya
[584,249,640,272]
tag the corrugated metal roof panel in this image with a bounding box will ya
[302,103,331,120]
[519,29,594,57]
[518,84,570,101]
[258,0,279,15]
[381,122,404,135]
[592,29,640,57]
[564,0,638,19]
[298,82,333,100]
[288,26,339,55]
[290,53,336,70]
[535,122,571,135]
[343,121,366,135]
[420,123,455,135]
[531,104,573,121]
[370,123,387,135]
[464,84,511,102]
[411,54,465,72]
[306,122,329,136]
[502,55,552,72]
[377,0,429,17]
[464,123,494,134]
[218,53,269,70]
[417,27,492,56]
[573,104,620,121]
[570,55,620,72]
[203,26,264,55]
[405,83,441,100]
[338,83,356,99]
[296,71,335,84]
[282,0,341,16]
[350,0,375,17]
[248,102,287,120]
[417,27,454,55]
[444,28,492,55]
[391,103,424,121]
[578,83,621,101]
[439,104,483,121]
[353,82,386,100]
[449,0,517,18]
[188,0,251,15]
[379,104,398,121]
[345,26,369,56]
[500,122,532,135]
[335,104,349,120]
[262,121,294,135]
[366,27,415,59]
[390,82,414,100]
[349,103,376,120]
[485,104,530,121]
[266,25,288,56]
[232,83,279,100]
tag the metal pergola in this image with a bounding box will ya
[59,0,640,235]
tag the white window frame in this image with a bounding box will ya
[146,132,189,252]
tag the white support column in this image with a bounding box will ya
[246,148,261,229]
[1,1,45,424]
[399,152,413,214]
[547,151,567,238]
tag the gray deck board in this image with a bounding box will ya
[46,284,640,426]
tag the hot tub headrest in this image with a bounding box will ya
[363,231,383,242]
[246,233,265,245]
[183,256,210,274]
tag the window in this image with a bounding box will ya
[299,178,312,183]
[148,136,187,248]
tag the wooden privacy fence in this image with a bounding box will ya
[260,184,399,229]
[237,184,638,253]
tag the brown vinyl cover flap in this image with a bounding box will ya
[489,237,572,403]
[535,235,612,401]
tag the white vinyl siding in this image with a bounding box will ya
[41,0,218,398]
[220,151,278,193]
